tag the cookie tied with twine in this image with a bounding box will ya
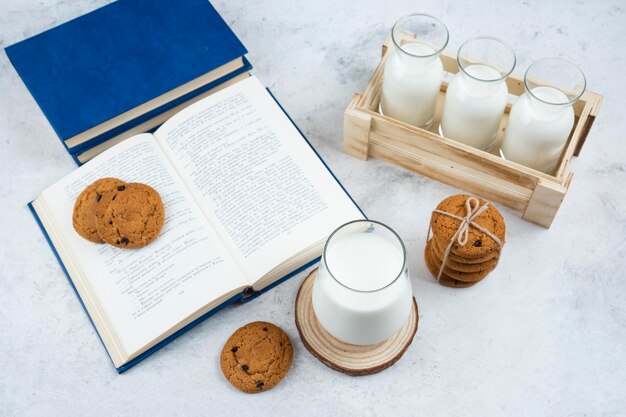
[424,194,505,287]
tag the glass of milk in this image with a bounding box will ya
[501,58,586,173]
[312,220,413,346]
[380,13,449,128]
[440,36,516,151]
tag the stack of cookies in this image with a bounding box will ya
[72,178,164,249]
[424,194,506,288]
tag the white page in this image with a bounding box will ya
[154,76,364,281]
[40,134,248,355]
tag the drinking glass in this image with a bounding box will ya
[311,220,413,345]
[380,13,449,128]
[440,36,516,150]
[501,58,586,173]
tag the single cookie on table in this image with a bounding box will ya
[424,245,482,288]
[430,194,505,259]
[72,178,126,243]
[426,239,499,274]
[220,321,293,394]
[94,182,164,249]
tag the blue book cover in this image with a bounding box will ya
[5,0,247,151]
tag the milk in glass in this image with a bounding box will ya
[312,225,412,346]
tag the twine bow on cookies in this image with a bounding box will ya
[427,196,503,282]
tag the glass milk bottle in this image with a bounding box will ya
[440,37,516,151]
[501,58,586,173]
[380,14,449,128]
[312,220,413,346]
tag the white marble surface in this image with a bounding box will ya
[1,0,625,415]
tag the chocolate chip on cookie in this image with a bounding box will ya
[430,233,499,265]
[72,178,126,243]
[426,239,498,275]
[220,321,293,393]
[94,182,164,249]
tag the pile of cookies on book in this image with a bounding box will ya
[424,194,506,288]
[72,178,164,248]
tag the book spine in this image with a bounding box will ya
[240,257,321,303]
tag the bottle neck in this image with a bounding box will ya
[458,70,503,94]
[394,42,439,71]
[526,87,571,116]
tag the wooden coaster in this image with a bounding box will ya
[295,269,418,376]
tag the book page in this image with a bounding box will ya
[155,76,364,282]
[39,134,248,356]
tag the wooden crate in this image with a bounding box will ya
[343,33,603,228]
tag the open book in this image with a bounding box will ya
[30,76,364,372]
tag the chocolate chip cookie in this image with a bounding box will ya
[426,239,499,274]
[430,194,506,259]
[94,183,164,248]
[430,232,499,265]
[72,178,126,243]
[220,321,293,393]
